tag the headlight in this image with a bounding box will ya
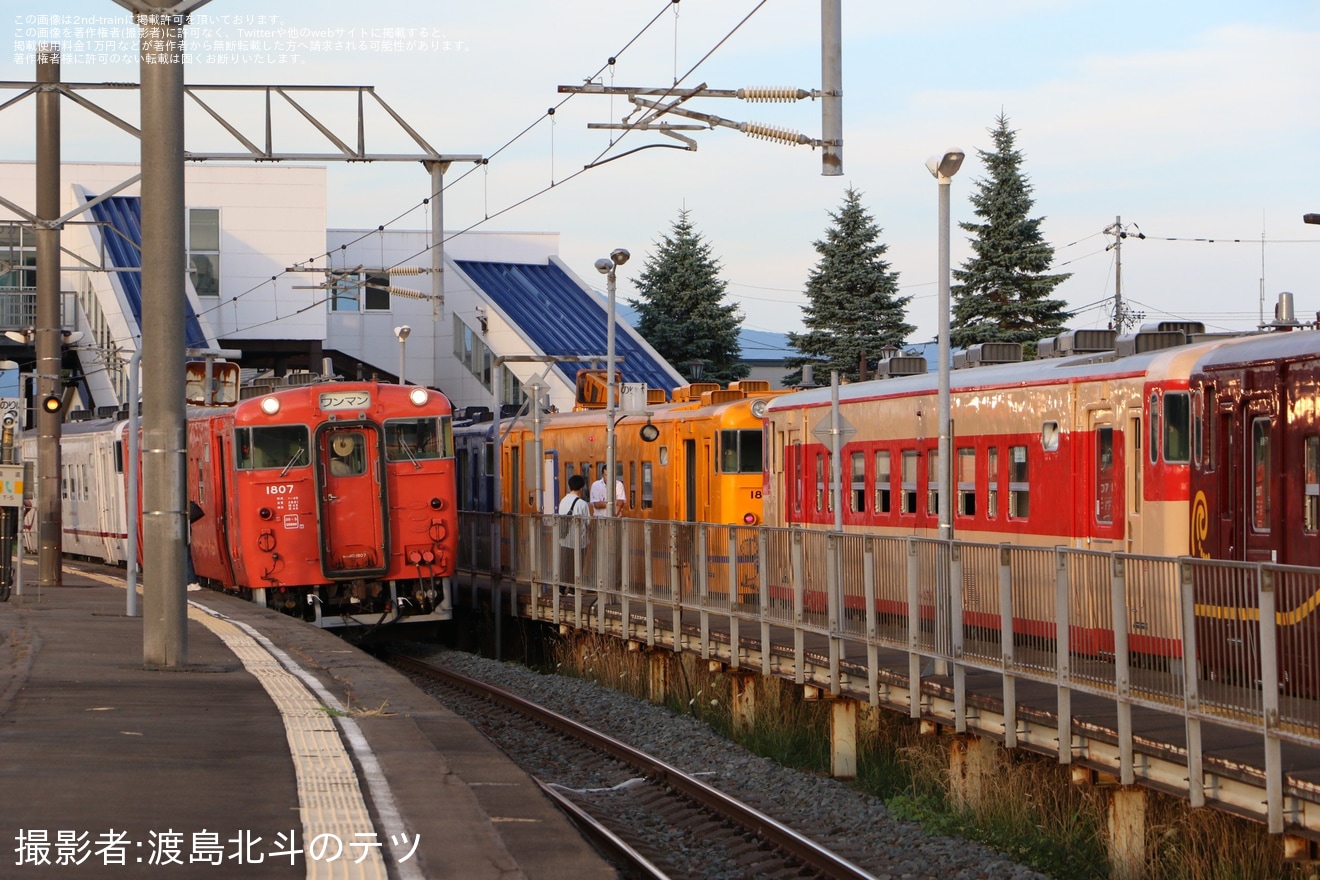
[750,399,768,419]
[409,387,430,407]
[260,396,280,415]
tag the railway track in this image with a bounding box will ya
[389,653,877,880]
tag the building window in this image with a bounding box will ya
[188,208,220,296]
[331,272,361,311]
[453,314,499,393]
[0,223,36,290]
[364,272,390,310]
[334,271,390,311]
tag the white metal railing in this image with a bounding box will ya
[457,512,1320,833]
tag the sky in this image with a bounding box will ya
[4,1,1320,357]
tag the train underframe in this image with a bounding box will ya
[224,575,453,628]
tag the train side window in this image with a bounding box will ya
[1192,389,1204,467]
[565,463,575,484]
[874,450,891,514]
[850,452,865,513]
[1148,393,1160,465]
[114,439,124,474]
[629,461,637,509]
[1008,445,1030,519]
[1251,418,1271,533]
[957,447,976,517]
[641,462,654,509]
[483,441,494,475]
[1041,422,1060,452]
[901,450,917,515]
[1131,416,1142,515]
[927,448,940,517]
[1304,436,1319,533]
[82,464,89,501]
[815,451,830,513]
[791,443,803,514]
[1164,392,1190,463]
[986,447,999,519]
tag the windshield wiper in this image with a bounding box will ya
[279,447,305,477]
[399,439,421,470]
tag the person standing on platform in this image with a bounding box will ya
[590,465,627,517]
[557,474,589,592]
[590,465,627,592]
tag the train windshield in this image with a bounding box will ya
[385,416,454,463]
[719,429,763,474]
[235,425,310,471]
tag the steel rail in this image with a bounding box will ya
[534,779,672,880]
[391,654,877,880]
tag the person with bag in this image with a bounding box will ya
[557,474,589,592]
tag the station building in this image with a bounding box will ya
[0,161,683,416]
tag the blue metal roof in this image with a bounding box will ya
[455,259,680,393]
[87,195,209,349]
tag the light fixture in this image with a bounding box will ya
[639,421,660,443]
[926,149,965,181]
[260,396,281,415]
[750,399,768,419]
[408,387,429,407]
[41,395,62,414]
[394,325,412,385]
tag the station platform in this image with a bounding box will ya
[0,563,616,879]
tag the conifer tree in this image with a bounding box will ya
[786,187,913,384]
[630,210,748,384]
[951,113,1070,354]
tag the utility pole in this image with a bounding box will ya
[35,45,62,589]
[1103,217,1144,332]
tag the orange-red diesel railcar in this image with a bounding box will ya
[186,381,457,627]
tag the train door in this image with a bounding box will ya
[1087,410,1122,546]
[213,430,238,584]
[1241,397,1278,562]
[509,445,521,514]
[316,425,388,577]
[684,438,697,523]
[541,451,558,514]
[1125,414,1142,551]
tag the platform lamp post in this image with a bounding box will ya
[926,148,964,542]
[594,248,629,519]
[394,325,411,385]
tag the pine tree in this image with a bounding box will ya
[951,113,1070,355]
[785,187,913,384]
[629,210,748,385]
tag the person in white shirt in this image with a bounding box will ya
[590,467,628,517]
